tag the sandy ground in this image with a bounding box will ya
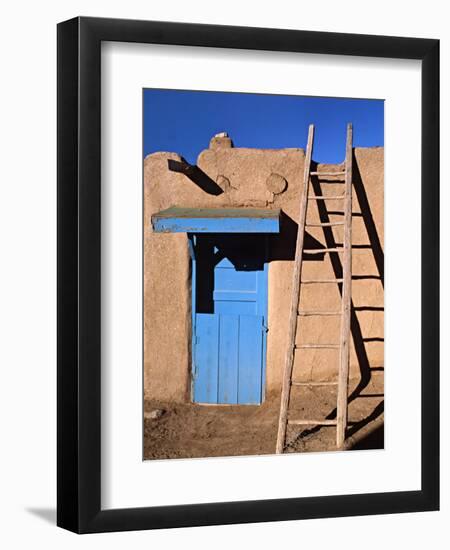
[143,372,384,459]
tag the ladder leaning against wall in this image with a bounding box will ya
[276,123,353,453]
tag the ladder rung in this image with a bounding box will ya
[308,195,346,200]
[301,278,343,284]
[303,248,344,254]
[291,381,338,386]
[298,310,342,316]
[310,171,345,177]
[288,419,337,426]
[296,344,340,349]
[306,221,345,227]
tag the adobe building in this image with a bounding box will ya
[144,133,384,404]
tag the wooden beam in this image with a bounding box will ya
[288,419,337,426]
[303,248,344,254]
[306,222,345,227]
[310,171,345,177]
[336,123,353,449]
[275,124,314,454]
[301,278,344,283]
[298,310,341,316]
[308,195,346,200]
[291,381,338,386]
[296,344,340,349]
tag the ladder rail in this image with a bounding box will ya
[336,123,353,448]
[275,124,315,454]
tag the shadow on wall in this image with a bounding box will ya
[290,153,384,447]
[168,158,224,195]
[269,211,326,262]
[193,216,326,314]
[192,212,327,267]
[309,155,384,401]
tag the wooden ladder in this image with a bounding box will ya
[276,123,353,453]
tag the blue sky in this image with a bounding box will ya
[143,89,384,165]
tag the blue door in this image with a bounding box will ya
[191,235,268,404]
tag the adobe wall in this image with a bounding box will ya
[143,135,384,402]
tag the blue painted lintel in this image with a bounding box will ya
[152,207,280,234]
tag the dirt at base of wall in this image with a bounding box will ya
[143,372,384,459]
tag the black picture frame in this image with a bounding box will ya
[57,16,439,533]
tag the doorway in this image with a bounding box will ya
[191,234,268,404]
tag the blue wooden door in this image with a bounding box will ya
[192,235,268,404]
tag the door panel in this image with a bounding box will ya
[215,265,257,292]
[193,314,219,404]
[238,315,264,404]
[215,300,256,315]
[217,315,240,404]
